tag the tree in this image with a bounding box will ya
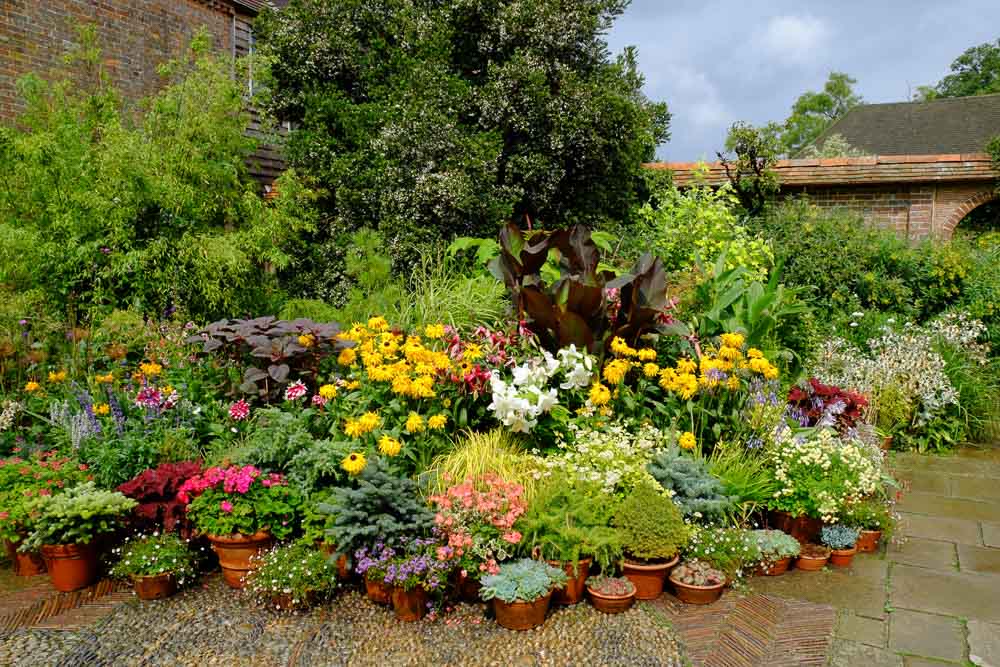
[254,0,670,295]
[779,72,862,156]
[917,39,1000,100]
[718,122,780,217]
[799,133,870,158]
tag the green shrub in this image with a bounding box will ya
[277,299,340,323]
[22,482,136,550]
[612,481,688,561]
[647,447,735,521]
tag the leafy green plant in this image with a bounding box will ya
[21,482,136,550]
[181,466,302,540]
[752,529,801,561]
[647,447,735,521]
[820,524,859,550]
[843,501,896,542]
[683,527,760,579]
[110,533,197,584]
[478,558,568,604]
[244,542,340,609]
[707,443,781,521]
[612,481,688,562]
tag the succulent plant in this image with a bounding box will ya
[478,558,568,604]
[820,524,859,550]
[585,575,635,597]
[752,529,801,560]
[671,559,725,587]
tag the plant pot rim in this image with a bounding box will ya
[546,556,593,565]
[623,553,679,570]
[586,586,635,601]
[132,572,175,581]
[206,530,272,544]
[669,574,726,591]
[40,542,95,554]
[498,591,552,606]
[830,546,858,555]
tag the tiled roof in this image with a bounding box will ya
[811,94,1000,155]
[230,0,288,12]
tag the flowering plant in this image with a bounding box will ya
[682,527,760,580]
[0,451,89,542]
[180,466,302,540]
[244,542,340,610]
[110,532,198,585]
[354,541,397,581]
[766,429,880,523]
[382,537,454,592]
[786,378,868,434]
[428,474,526,580]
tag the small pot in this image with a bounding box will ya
[795,547,830,572]
[133,573,177,601]
[40,542,99,592]
[587,586,635,614]
[621,554,679,600]
[856,530,882,553]
[770,511,823,544]
[270,590,318,611]
[669,575,725,605]
[547,557,591,605]
[457,571,482,603]
[6,538,46,576]
[829,546,857,567]
[760,556,792,576]
[365,574,392,604]
[392,586,429,622]
[206,531,274,589]
[493,592,552,631]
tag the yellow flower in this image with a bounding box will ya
[588,382,611,406]
[378,435,402,457]
[720,333,745,349]
[428,414,447,430]
[602,359,631,385]
[358,411,381,432]
[319,384,338,400]
[367,316,390,332]
[162,385,174,396]
[47,370,68,383]
[610,336,638,358]
[297,333,315,348]
[763,364,779,380]
[93,403,110,416]
[95,373,115,384]
[637,348,657,362]
[442,398,452,408]
[344,411,380,438]
[24,381,41,393]
[747,348,764,359]
[378,336,399,358]
[658,367,677,392]
[676,358,697,375]
[405,412,425,434]
[642,362,659,378]
[338,347,357,367]
[718,345,742,361]
[345,380,361,390]
[462,343,483,361]
[679,431,696,450]
[675,373,698,400]
[424,324,445,339]
[341,452,367,475]
[392,375,412,395]
[726,376,741,391]
[139,362,162,377]
[598,405,613,417]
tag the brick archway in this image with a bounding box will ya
[941,189,998,237]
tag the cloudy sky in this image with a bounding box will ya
[606,0,1000,161]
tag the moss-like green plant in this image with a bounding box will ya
[21,482,136,550]
[612,481,688,562]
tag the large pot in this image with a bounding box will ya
[206,531,274,589]
[621,554,679,600]
[493,592,552,631]
[856,530,882,553]
[669,575,725,605]
[547,557,591,605]
[40,542,99,592]
[365,574,392,605]
[829,546,857,567]
[770,511,823,544]
[133,573,177,601]
[392,586,429,622]
[587,586,635,614]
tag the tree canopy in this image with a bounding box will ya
[776,72,862,156]
[917,38,1000,100]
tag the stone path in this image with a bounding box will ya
[751,444,1000,667]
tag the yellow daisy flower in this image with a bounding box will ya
[341,452,367,475]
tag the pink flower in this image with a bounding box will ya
[311,394,327,407]
[0,511,9,520]
[38,489,51,496]
[284,381,307,401]
[501,531,521,544]
[229,399,250,421]
[220,500,233,513]
[78,464,88,471]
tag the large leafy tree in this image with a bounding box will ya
[917,39,1000,100]
[254,0,669,296]
[778,72,862,156]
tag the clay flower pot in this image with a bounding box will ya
[587,586,635,614]
[316,542,351,580]
[40,542,99,592]
[6,538,46,577]
[207,531,274,589]
[133,573,177,601]
[365,574,392,604]
[856,530,882,553]
[547,557,591,605]
[795,545,830,571]
[770,511,823,544]
[669,575,725,605]
[622,554,679,600]
[457,571,482,603]
[392,586,429,622]
[829,546,858,567]
[271,590,319,611]
[493,592,552,631]
[760,556,792,576]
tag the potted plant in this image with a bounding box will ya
[821,524,859,567]
[301,488,349,579]
[669,559,726,605]
[20,482,136,592]
[612,481,688,599]
[244,542,340,611]
[382,537,453,621]
[684,526,761,584]
[795,544,831,571]
[514,475,620,605]
[429,474,527,603]
[585,575,635,614]
[752,529,801,576]
[110,532,197,600]
[354,542,396,604]
[180,466,302,588]
[479,558,568,631]
[844,501,894,553]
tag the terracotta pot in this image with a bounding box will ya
[133,573,177,601]
[621,554,679,600]
[40,542,99,592]
[493,592,552,631]
[3,538,16,562]
[206,531,274,589]
[587,586,635,614]
[6,538,46,576]
[547,557,591,605]
[795,548,830,572]
[315,542,350,580]
[760,556,792,576]
[392,586,429,622]
[829,546,857,567]
[856,530,882,553]
[365,574,392,604]
[457,571,482,603]
[669,575,725,605]
[271,590,318,610]
[770,511,824,544]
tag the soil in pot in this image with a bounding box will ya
[795,544,830,571]
[392,586,429,622]
[760,556,792,576]
[207,531,274,589]
[493,592,552,631]
[133,573,178,601]
[41,542,99,592]
[669,575,725,605]
[770,511,823,544]
[829,546,857,567]
[587,587,635,614]
[856,530,882,553]
[621,554,679,600]
[547,558,591,605]
[365,574,392,604]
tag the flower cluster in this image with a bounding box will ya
[177,465,285,504]
[787,378,868,434]
[382,537,453,591]
[110,532,198,585]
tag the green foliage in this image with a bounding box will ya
[647,448,735,521]
[478,558,568,604]
[514,475,622,571]
[718,122,780,216]
[778,72,862,156]
[244,542,340,607]
[842,500,895,542]
[752,529,800,560]
[277,299,340,323]
[300,488,338,545]
[426,429,536,500]
[683,527,760,580]
[81,427,198,489]
[110,533,197,583]
[21,482,136,550]
[917,39,1000,99]
[255,0,670,279]
[0,452,89,542]
[937,341,1000,443]
[395,252,509,332]
[799,133,871,158]
[820,524,858,550]
[612,481,688,561]
[989,135,1000,183]
[707,444,781,521]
